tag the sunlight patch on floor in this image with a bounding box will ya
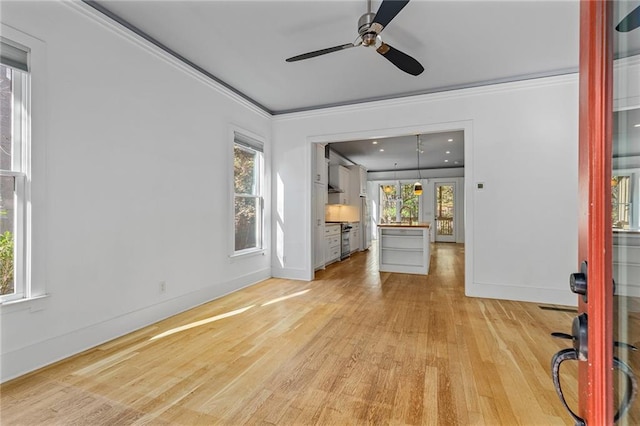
[150,305,255,341]
[261,289,310,307]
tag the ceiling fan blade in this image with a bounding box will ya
[616,5,640,32]
[286,43,355,62]
[376,43,424,76]
[371,0,410,33]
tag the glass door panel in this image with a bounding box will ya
[611,110,640,425]
[435,182,455,242]
[612,1,640,423]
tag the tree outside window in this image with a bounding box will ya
[379,182,420,224]
[0,65,16,296]
[234,140,263,253]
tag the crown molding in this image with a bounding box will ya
[274,72,579,121]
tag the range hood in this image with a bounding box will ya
[328,184,344,193]
[328,164,347,194]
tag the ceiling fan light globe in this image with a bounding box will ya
[362,33,377,46]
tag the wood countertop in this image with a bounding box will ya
[378,222,431,229]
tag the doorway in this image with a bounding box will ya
[435,182,456,242]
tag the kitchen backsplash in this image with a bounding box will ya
[325,204,359,223]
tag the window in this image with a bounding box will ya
[612,174,633,229]
[379,182,420,224]
[233,133,264,255]
[0,39,29,302]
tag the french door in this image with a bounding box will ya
[609,1,640,422]
[552,1,640,424]
[435,182,455,242]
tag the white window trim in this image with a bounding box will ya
[229,127,266,259]
[0,24,46,307]
[0,56,28,302]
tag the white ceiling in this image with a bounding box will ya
[88,0,640,170]
[87,1,640,114]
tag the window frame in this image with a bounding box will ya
[0,52,28,302]
[0,25,46,307]
[231,130,265,258]
[612,170,639,229]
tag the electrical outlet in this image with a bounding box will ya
[159,281,166,293]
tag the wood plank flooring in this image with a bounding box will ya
[1,243,589,425]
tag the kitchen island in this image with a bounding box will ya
[378,223,431,275]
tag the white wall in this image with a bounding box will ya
[0,2,271,382]
[272,75,580,306]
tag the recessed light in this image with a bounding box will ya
[379,148,384,152]
[454,161,459,164]
[448,139,453,142]
[635,124,640,128]
[372,140,378,144]
[444,159,449,163]
[445,151,450,154]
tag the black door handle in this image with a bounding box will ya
[551,314,588,425]
[613,356,638,423]
[551,348,584,425]
[552,261,638,423]
[551,322,638,424]
[551,349,638,424]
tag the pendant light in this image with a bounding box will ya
[413,135,423,195]
[384,162,398,194]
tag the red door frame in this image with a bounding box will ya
[578,0,614,423]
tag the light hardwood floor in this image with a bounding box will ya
[2,243,587,425]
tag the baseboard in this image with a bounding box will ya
[465,281,577,307]
[271,266,311,281]
[0,268,270,383]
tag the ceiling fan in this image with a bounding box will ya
[616,4,640,32]
[285,0,424,76]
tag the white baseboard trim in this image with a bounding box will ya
[271,266,311,281]
[0,268,270,383]
[466,281,577,307]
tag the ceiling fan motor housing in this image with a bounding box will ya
[358,12,377,46]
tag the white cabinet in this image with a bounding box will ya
[328,165,350,205]
[314,144,328,185]
[328,191,349,205]
[359,167,367,197]
[329,164,349,190]
[378,225,431,275]
[313,183,327,270]
[325,224,341,265]
[348,165,367,199]
[350,222,360,253]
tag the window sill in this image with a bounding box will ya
[0,294,49,315]
[229,249,267,262]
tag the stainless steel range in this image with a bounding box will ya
[341,224,352,260]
